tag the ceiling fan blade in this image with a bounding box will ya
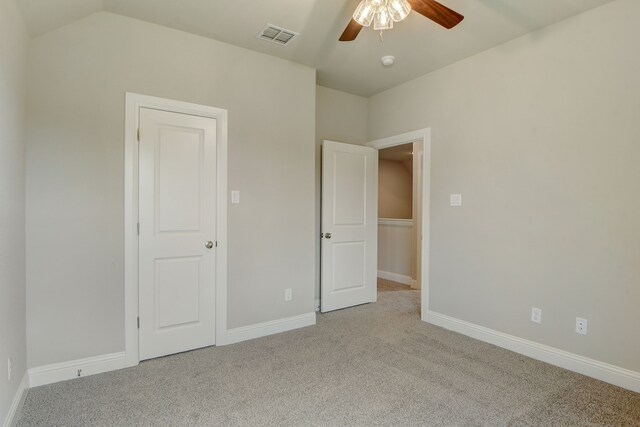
[339,19,364,41]
[408,0,464,29]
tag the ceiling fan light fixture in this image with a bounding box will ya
[388,0,411,22]
[353,0,375,27]
[340,0,464,42]
[353,0,408,32]
[373,6,393,30]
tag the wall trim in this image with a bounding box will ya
[377,270,414,286]
[124,92,228,360]
[368,129,427,149]
[28,352,127,388]
[24,312,317,389]
[378,218,412,227]
[225,312,316,346]
[2,373,29,427]
[426,311,640,394]
[23,311,316,389]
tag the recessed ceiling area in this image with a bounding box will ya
[17,0,615,96]
[379,143,413,162]
[380,143,414,173]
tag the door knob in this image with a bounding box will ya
[325,233,332,239]
[205,241,214,249]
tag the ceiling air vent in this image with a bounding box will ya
[257,24,299,46]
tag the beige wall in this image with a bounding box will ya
[26,12,316,368]
[378,221,413,279]
[378,159,412,219]
[315,86,368,301]
[0,0,28,419]
[369,0,640,372]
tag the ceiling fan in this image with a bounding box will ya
[339,0,464,41]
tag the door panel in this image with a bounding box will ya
[157,130,202,232]
[321,141,377,312]
[332,242,366,291]
[333,153,367,225]
[154,257,201,329]
[139,108,216,360]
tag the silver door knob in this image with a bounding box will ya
[205,241,214,249]
[324,233,331,239]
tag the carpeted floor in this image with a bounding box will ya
[17,279,640,426]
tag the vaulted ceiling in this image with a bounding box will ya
[17,0,614,96]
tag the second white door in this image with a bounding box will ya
[321,140,378,312]
[138,108,217,360]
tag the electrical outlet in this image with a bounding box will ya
[576,317,588,335]
[284,288,292,301]
[531,307,542,324]
[7,358,11,381]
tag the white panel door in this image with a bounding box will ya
[321,140,377,312]
[139,108,217,360]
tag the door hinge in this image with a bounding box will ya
[137,128,141,142]
[137,316,140,329]
[137,223,140,235]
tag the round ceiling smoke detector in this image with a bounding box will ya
[381,55,396,67]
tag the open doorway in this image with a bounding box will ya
[378,142,419,286]
[368,128,430,319]
[377,142,422,302]
[319,129,430,318]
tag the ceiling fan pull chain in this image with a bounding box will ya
[380,30,384,43]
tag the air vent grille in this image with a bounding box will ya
[257,24,299,46]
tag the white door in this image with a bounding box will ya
[138,108,217,360]
[321,140,378,312]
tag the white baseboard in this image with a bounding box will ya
[26,312,317,388]
[378,270,413,286]
[28,352,127,388]
[2,373,29,427]
[225,312,316,346]
[426,311,640,394]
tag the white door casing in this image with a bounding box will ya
[321,140,378,313]
[138,108,217,360]
[412,141,424,290]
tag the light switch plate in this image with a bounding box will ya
[450,194,462,207]
[231,190,240,204]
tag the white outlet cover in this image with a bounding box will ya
[576,317,588,335]
[531,307,542,324]
[284,288,292,301]
[231,190,240,204]
[450,194,462,207]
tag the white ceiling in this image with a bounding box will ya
[18,0,614,96]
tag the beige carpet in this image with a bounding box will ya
[17,279,640,426]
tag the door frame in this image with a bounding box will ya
[367,128,431,320]
[124,93,228,367]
